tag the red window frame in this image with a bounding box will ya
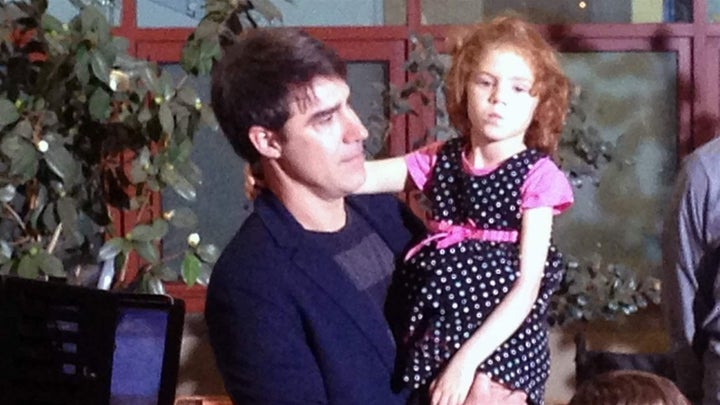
[114,0,710,312]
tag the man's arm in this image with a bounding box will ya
[662,157,712,403]
[205,264,327,404]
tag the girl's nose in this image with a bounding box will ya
[490,84,509,104]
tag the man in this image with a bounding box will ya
[204,28,423,404]
[662,135,720,404]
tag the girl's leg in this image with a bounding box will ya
[463,373,527,405]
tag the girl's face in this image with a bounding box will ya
[466,47,539,148]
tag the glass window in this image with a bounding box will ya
[161,62,389,258]
[421,0,688,24]
[47,0,121,25]
[709,0,720,22]
[555,52,678,279]
[137,0,405,28]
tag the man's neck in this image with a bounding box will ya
[268,181,348,233]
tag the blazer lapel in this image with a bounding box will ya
[254,192,396,370]
[292,244,396,370]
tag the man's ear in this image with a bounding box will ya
[248,126,282,159]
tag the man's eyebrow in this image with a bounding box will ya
[308,103,341,123]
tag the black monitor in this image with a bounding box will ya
[0,275,185,405]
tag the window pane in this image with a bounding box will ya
[137,0,405,28]
[555,52,677,279]
[161,62,389,257]
[709,0,720,22]
[421,0,687,24]
[47,0,121,25]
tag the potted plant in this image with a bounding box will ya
[0,0,222,292]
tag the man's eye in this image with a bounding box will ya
[318,113,334,123]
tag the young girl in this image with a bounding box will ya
[357,16,573,405]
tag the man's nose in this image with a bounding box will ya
[343,108,369,142]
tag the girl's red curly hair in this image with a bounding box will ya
[445,16,570,156]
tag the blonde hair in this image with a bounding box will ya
[444,16,569,156]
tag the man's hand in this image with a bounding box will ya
[429,353,476,405]
[464,373,527,405]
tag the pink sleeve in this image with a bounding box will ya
[404,141,444,191]
[521,157,574,215]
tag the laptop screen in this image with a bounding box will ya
[110,307,171,405]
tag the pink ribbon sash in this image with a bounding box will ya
[404,220,518,261]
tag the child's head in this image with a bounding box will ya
[445,16,569,155]
[569,370,690,405]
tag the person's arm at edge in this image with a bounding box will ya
[429,207,552,405]
[662,158,709,403]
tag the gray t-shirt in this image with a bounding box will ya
[307,207,396,311]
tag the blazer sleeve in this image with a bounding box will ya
[205,256,327,404]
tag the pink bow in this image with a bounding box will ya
[404,220,518,261]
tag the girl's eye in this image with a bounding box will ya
[513,86,529,93]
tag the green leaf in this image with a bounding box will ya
[139,65,161,94]
[0,240,13,265]
[0,184,16,203]
[42,13,64,33]
[98,237,125,261]
[18,255,40,279]
[0,99,20,130]
[134,240,159,263]
[89,87,111,121]
[159,102,174,135]
[12,119,32,139]
[90,49,111,85]
[177,86,198,106]
[38,252,65,278]
[168,207,198,229]
[75,45,91,86]
[151,219,169,239]
[149,263,178,282]
[196,262,212,286]
[160,164,197,202]
[1,135,38,181]
[57,196,79,238]
[45,143,81,186]
[196,243,220,264]
[147,275,166,295]
[181,252,201,287]
[129,224,158,242]
[200,105,217,128]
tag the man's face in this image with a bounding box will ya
[275,76,368,200]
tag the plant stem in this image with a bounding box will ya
[3,202,27,232]
[47,222,63,254]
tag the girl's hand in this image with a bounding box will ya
[429,353,476,405]
[243,162,265,200]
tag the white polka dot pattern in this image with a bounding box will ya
[396,138,565,405]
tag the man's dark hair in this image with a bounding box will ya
[210,28,347,163]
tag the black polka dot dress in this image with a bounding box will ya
[396,138,564,405]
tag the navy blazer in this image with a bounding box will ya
[205,192,423,404]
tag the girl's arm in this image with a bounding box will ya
[429,207,553,405]
[355,156,411,194]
